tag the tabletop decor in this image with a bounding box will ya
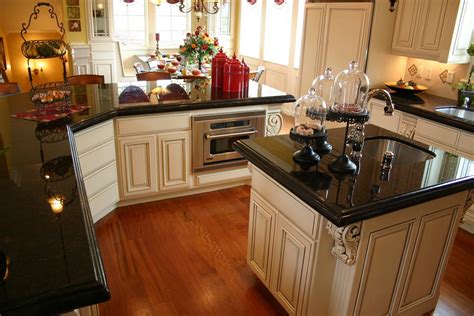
[179,26,218,71]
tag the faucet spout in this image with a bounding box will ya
[367,89,394,116]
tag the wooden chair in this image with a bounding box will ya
[133,62,145,73]
[67,74,105,85]
[0,82,20,96]
[136,71,171,81]
[249,66,265,82]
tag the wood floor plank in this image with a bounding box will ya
[95,186,473,315]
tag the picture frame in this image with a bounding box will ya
[67,7,80,19]
[67,0,79,6]
[68,20,81,32]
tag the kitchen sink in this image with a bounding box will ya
[435,106,474,122]
[363,136,435,165]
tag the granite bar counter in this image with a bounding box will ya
[234,124,474,226]
[0,79,295,314]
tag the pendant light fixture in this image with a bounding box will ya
[152,0,222,22]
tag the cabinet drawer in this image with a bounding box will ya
[252,167,319,239]
[457,132,474,156]
[84,162,118,199]
[79,140,116,176]
[74,120,114,154]
[88,182,119,223]
[116,113,191,136]
[415,119,459,148]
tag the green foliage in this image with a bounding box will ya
[179,26,219,65]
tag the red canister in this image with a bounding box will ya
[211,49,227,88]
[223,54,243,93]
[242,58,250,90]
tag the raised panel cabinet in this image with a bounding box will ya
[158,131,191,191]
[391,0,473,63]
[118,135,158,198]
[298,2,372,96]
[247,191,276,287]
[270,215,314,316]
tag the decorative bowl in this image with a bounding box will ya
[191,68,201,76]
[385,82,428,94]
[167,67,177,74]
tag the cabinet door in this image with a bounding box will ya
[270,215,314,316]
[415,0,449,58]
[392,0,422,53]
[247,191,276,287]
[118,135,158,198]
[158,131,191,191]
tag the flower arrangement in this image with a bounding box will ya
[179,26,219,69]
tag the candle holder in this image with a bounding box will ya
[155,40,161,57]
[326,110,369,174]
[289,128,329,170]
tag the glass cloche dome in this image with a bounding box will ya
[312,67,335,107]
[331,61,369,114]
[294,88,327,135]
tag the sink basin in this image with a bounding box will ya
[435,107,474,122]
[363,137,435,165]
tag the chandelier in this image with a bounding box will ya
[151,0,222,22]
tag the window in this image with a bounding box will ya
[156,3,189,49]
[263,2,293,66]
[208,2,232,51]
[238,1,262,58]
[112,0,146,47]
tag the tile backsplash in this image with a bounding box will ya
[403,57,471,100]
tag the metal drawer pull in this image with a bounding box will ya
[205,130,258,140]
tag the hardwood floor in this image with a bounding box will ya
[95,186,474,315]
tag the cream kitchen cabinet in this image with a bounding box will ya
[298,2,372,96]
[115,113,191,200]
[391,0,473,64]
[73,120,119,222]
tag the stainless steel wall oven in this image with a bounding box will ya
[193,111,266,172]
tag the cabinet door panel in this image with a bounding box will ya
[119,135,157,197]
[391,0,421,51]
[158,131,190,191]
[322,3,372,75]
[271,216,314,315]
[247,192,276,286]
[416,0,448,55]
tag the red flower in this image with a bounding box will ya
[202,44,208,50]
[204,33,209,37]
[195,30,199,36]
[214,41,219,46]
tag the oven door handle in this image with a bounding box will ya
[205,130,258,140]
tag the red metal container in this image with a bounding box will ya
[211,49,228,88]
[223,55,243,93]
[242,58,250,90]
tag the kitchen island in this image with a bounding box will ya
[233,125,473,315]
[0,80,295,314]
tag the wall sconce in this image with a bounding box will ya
[33,62,44,75]
[389,0,397,12]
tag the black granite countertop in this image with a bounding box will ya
[68,79,295,132]
[234,125,474,227]
[0,80,293,314]
[379,92,474,133]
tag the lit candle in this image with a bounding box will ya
[48,197,64,214]
[155,33,160,41]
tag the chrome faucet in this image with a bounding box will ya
[366,89,395,116]
[461,96,470,109]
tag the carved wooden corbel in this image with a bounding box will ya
[326,221,361,265]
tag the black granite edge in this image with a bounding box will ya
[338,177,474,225]
[1,281,109,315]
[67,127,110,292]
[393,101,474,133]
[69,110,118,133]
[233,140,474,227]
[115,95,296,117]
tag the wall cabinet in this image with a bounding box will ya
[391,0,473,63]
[299,2,372,96]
